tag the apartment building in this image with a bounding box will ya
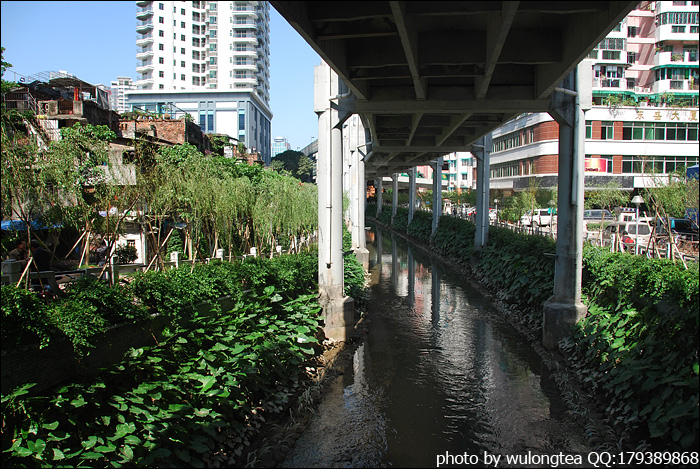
[110,77,136,114]
[271,136,290,156]
[488,1,699,195]
[443,152,476,192]
[127,0,272,164]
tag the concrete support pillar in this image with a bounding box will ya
[376,178,383,216]
[543,62,591,349]
[315,63,355,341]
[408,167,417,225]
[391,173,399,223]
[431,157,443,238]
[472,135,492,250]
[350,138,369,270]
[407,246,415,307]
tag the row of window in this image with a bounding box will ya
[671,25,700,33]
[655,67,697,81]
[491,128,536,153]
[490,155,698,178]
[621,155,698,174]
[656,11,700,25]
[588,122,699,141]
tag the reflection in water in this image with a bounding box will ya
[283,226,590,468]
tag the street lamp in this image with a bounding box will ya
[494,198,499,225]
[631,195,644,255]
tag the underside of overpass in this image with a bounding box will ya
[271,1,638,346]
[272,1,636,179]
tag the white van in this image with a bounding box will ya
[520,209,556,227]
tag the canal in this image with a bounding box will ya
[282,226,593,468]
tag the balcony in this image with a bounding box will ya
[136,6,153,18]
[136,61,154,73]
[655,24,699,43]
[136,47,153,60]
[136,19,153,32]
[135,78,154,89]
[136,34,154,47]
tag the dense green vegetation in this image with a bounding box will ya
[1,242,371,467]
[1,246,370,467]
[368,204,699,450]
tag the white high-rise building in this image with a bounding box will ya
[110,77,135,114]
[128,1,272,164]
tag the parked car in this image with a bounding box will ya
[583,209,615,222]
[520,208,556,227]
[656,218,699,242]
[602,221,652,252]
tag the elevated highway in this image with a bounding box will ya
[271,1,638,346]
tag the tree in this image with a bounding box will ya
[271,150,314,181]
[297,155,314,182]
[1,47,18,95]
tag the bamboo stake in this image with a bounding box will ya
[145,227,174,272]
[16,257,33,288]
[65,231,87,259]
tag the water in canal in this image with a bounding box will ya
[282,226,592,468]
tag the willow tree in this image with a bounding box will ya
[1,109,49,246]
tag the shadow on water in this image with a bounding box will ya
[282,226,591,468]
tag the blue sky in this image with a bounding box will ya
[0,1,322,151]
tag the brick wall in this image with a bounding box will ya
[613,121,624,140]
[613,155,623,173]
[592,121,602,139]
[534,154,559,174]
[534,120,559,142]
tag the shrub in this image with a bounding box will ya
[114,244,138,264]
[48,298,108,353]
[64,276,148,324]
[1,285,54,349]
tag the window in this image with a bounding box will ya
[181,21,186,28]
[159,71,164,77]
[181,8,185,15]
[159,57,164,64]
[603,50,621,60]
[181,34,186,41]
[181,61,185,68]
[181,47,185,54]
[158,43,164,50]
[587,49,598,59]
[601,121,614,140]
[586,122,592,138]
[672,25,686,33]
[627,26,637,37]
[158,3,163,9]
[159,84,164,89]
[210,16,217,24]
[209,71,217,78]
[181,74,186,81]
[692,26,699,34]
[158,16,164,23]
[210,57,217,65]
[627,52,636,64]
[158,30,164,37]
[193,51,199,59]
[599,37,625,50]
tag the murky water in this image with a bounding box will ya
[282,226,591,468]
